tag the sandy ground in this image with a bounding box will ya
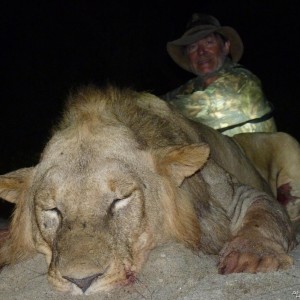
[0,235,299,300]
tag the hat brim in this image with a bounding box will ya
[167,26,244,72]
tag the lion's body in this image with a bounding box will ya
[233,132,300,229]
[0,86,297,295]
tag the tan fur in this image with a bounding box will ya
[0,168,36,266]
[233,132,300,230]
[0,86,297,295]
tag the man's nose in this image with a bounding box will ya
[197,45,206,55]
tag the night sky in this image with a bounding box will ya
[1,0,299,177]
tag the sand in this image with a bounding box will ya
[0,235,299,300]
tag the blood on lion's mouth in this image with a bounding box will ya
[125,269,136,284]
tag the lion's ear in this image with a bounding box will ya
[0,167,37,267]
[154,143,210,185]
[0,167,35,203]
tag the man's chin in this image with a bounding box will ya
[191,68,214,77]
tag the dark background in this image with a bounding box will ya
[1,1,299,217]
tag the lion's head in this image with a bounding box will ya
[0,86,210,295]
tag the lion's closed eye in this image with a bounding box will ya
[109,191,135,215]
[112,196,131,211]
[41,208,61,232]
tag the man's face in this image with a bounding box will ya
[186,33,230,76]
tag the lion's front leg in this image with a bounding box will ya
[218,185,297,274]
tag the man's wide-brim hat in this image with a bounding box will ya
[167,14,244,72]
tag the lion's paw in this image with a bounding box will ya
[218,237,293,274]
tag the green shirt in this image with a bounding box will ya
[162,62,276,136]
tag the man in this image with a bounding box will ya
[162,14,276,136]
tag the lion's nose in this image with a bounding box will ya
[63,272,103,293]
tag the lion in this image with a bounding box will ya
[233,132,300,231]
[0,86,297,295]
